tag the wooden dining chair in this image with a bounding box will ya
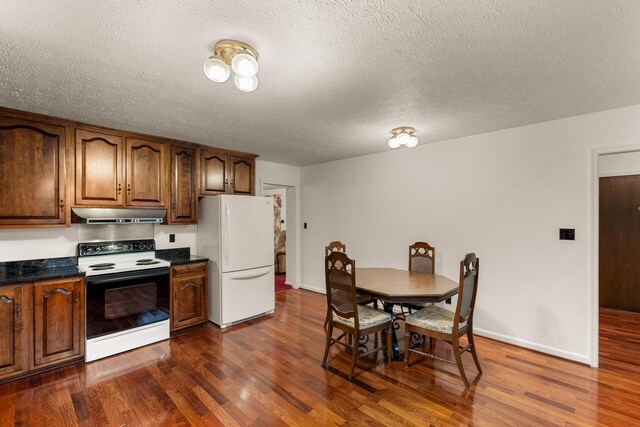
[322,251,393,380]
[409,241,435,274]
[325,241,346,255]
[325,241,377,308]
[404,253,482,387]
[398,241,437,317]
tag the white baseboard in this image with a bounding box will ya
[474,328,590,365]
[299,284,325,294]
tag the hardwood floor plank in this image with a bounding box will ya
[2,293,640,426]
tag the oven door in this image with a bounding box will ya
[86,267,170,339]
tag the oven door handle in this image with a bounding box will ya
[86,267,170,285]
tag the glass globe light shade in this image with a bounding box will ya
[231,52,259,77]
[396,132,410,144]
[203,56,230,82]
[388,137,401,149]
[406,135,419,148]
[234,74,259,92]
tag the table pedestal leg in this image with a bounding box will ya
[383,302,401,361]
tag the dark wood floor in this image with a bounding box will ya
[1,291,639,426]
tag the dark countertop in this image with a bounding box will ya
[0,257,85,286]
[156,248,209,266]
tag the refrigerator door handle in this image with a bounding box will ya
[227,267,272,280]
[223,203,230,266]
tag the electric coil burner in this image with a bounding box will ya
[78,239,171,362]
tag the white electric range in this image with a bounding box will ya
[78,240,171,362]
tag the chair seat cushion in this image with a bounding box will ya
[405,305,466,334]
[333,306,392,329]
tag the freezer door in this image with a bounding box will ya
[221,196,274,272]
[221,266,275,326]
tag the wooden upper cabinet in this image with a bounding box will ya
[74,129,124,206]
[0,285,29,380]
[230,156,255,195]
[126,138,167,207]
[199,148,229,195]
[33,277,84,368]
[0,116,67,226]
[169,145,197,224]
[199,149,256,196]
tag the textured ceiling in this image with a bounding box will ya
[1,1,640,166]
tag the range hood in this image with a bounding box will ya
[72,208,166,224]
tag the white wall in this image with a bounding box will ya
[0,227,78,261]
[256,160,301,287]
[301,103,640,364]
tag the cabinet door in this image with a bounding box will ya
[0,285,29,380]
[0,116,67,226]
[229,156,255,195]
[199,149,229,195]
[169,145,197,224]
[33,277,84,368]
[75,129,124,206]
[171,263,208,332]
[126,138,167,207]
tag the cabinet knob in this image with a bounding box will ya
[174,291,178,302]
[127,184,131,195]
[74,297,79,307]
[59,200,65,211]
[15,303,21,317]
[117,183,122,195]
[172,202,176,210]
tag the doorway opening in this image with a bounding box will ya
[263,184,292,293]
[593,149,640,368]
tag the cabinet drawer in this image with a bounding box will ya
[172,262,207,278]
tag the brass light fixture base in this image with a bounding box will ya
[391,127,415,136]
[214,39,259,65]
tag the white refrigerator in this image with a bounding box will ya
[197,195,275,328]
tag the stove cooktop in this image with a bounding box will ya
[77,240,171,276]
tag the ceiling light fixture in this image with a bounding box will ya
[203,40,259,92]
[388,127,418,149]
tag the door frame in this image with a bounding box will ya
[259,180,299,288]
[590,144,640,367]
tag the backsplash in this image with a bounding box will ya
[0,224,198,262]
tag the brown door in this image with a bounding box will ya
[600,175,640,312]
[199,149,229,195]
[0,116,67,226]
[0,285,29,380]
[33,277,84,367]
[230,156,255,195]
[169,145,197,224]
[74,129,124,206]
[126,138,167,207]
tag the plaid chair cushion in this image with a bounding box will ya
[405,305,466,334]
[333,306,392,329]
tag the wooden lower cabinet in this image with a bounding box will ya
[0,285,29,380]
[0,277,85,383]
[170,263,208,332]
[33,277,84,368]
